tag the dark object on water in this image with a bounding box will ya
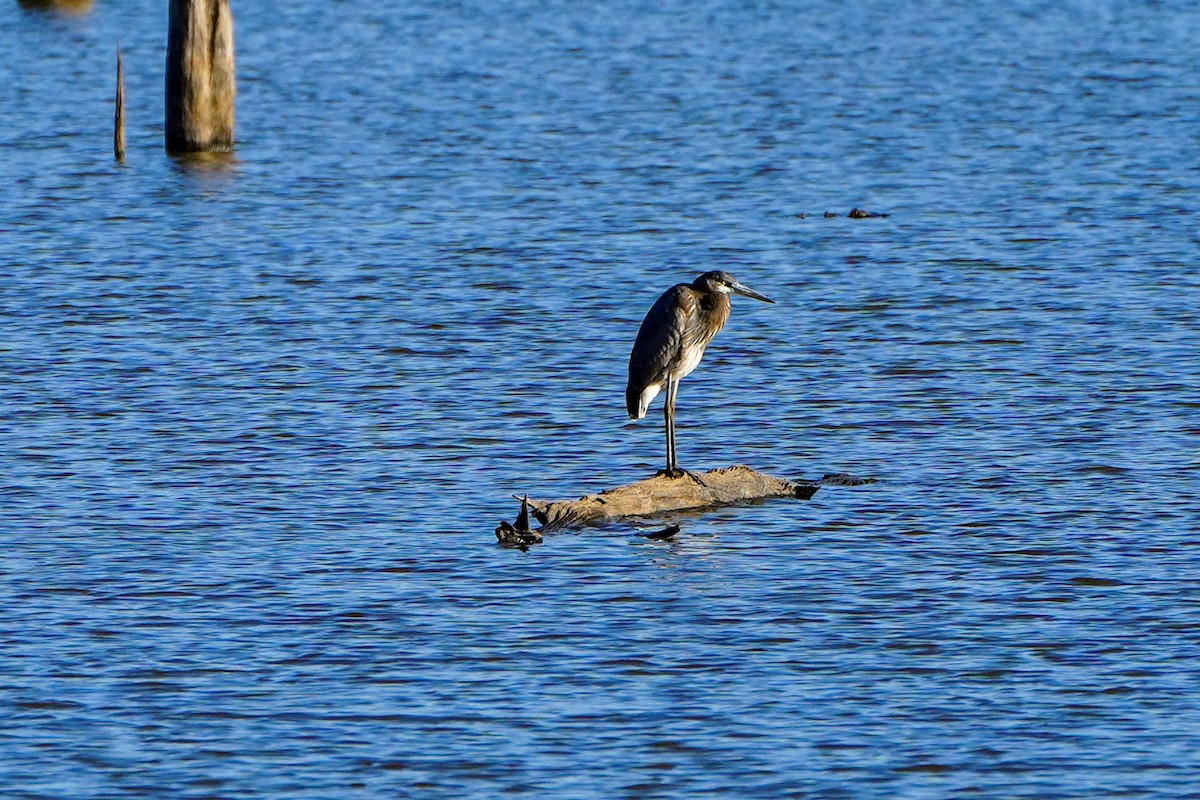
[823,211,838,218]
[495,495,543,549]
[644,524,681,541]
[849,208,890,219]
[794,483,820,499]
[114,50,126,163]
[626,271,774,477]
[819,472,876,486]
[166,0,236,153]
[494,520,540,548]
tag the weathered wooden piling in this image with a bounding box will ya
[114,50,126,163]
[165,0,236,153]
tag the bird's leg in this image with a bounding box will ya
[664,379,674,474]
[662,378,682,478]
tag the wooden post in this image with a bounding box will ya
[165,0,236,153]
[114,50,126,163]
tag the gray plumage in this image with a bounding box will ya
[626,270,774,476]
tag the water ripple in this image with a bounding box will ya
[3,0,1200,797]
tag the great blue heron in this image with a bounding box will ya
[626,270,774,477]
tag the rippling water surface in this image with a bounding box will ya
[3,1,1200,797]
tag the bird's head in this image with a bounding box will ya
[693,271,775,303]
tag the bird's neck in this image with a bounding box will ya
[701,291,731,335]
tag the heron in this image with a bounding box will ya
[626,270,774,477]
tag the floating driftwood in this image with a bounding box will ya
[496,465,828,545]
[165,0,236,153]
[796,208,891,219]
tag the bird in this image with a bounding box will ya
[626,270,774,477]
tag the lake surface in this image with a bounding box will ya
[3,0,1200,797]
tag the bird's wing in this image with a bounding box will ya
[627,285,695,392]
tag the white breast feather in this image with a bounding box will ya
[672,342,707,380]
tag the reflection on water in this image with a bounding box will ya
[168,149,241,177]
[2,0,1200,797]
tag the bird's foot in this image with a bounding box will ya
[657,467,688,479]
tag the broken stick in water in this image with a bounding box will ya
[114,50,125,163]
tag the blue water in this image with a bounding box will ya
[3,1,1200,797]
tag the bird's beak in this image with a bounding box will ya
[729,280,774,304]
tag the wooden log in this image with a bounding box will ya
[494,496,543,549]
[114,50,126,163]
[520,465,820,531]
[17,0,93,14]
[165,0,236,153]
